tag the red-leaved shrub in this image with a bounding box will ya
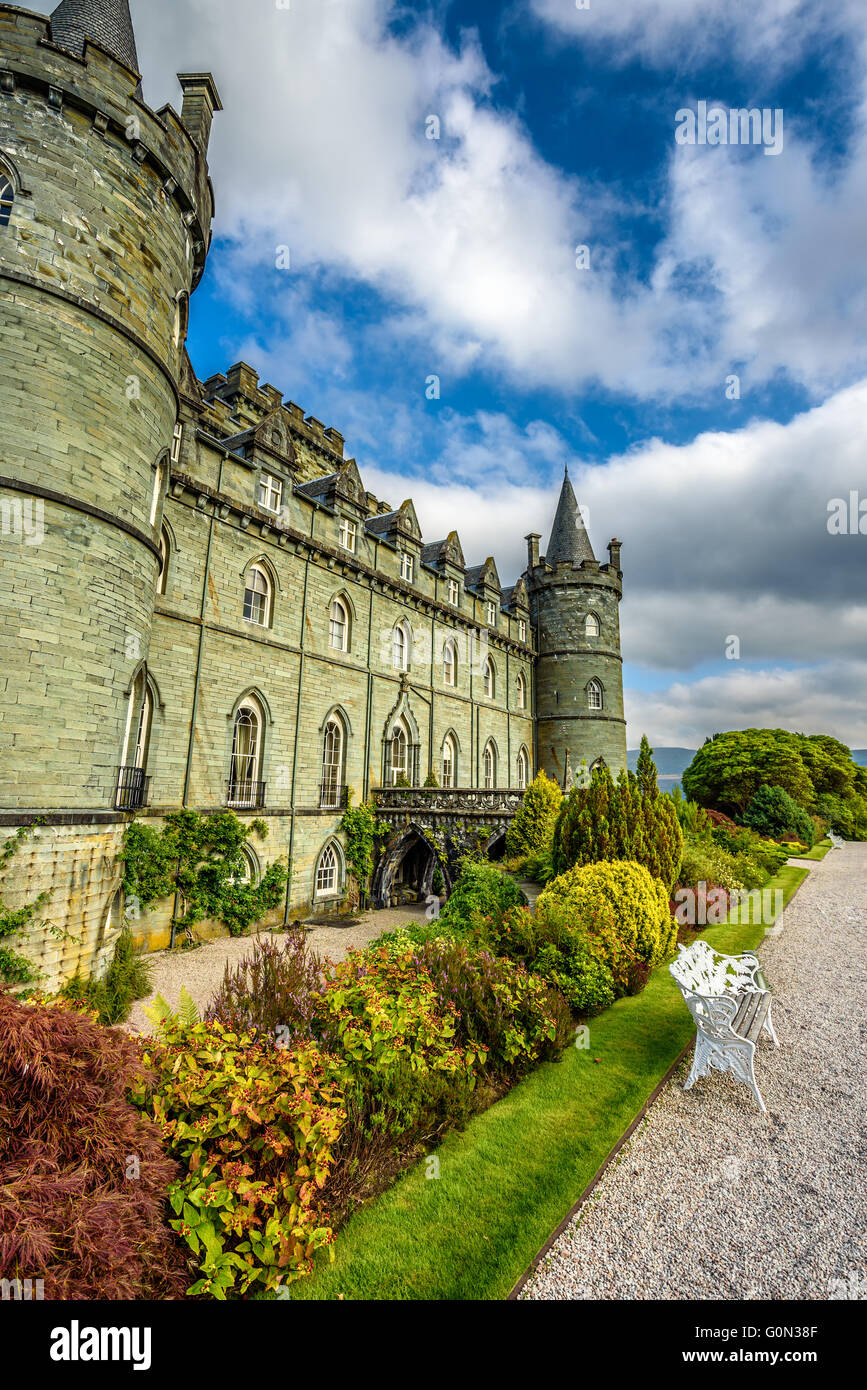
[0,994,188,1299]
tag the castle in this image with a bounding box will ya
[0,0,626,986]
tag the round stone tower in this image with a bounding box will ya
[0,0,220,983]
[526,469,627,787]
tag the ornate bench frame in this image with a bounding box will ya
[670,940,779,1112]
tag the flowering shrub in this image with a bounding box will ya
[0,994,187,1300]
[413,937,572,1073]
[130,1022,345,1299]
[318,946,483,1081]
[204,929,321,1047]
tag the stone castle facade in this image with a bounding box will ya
[0,1,626,986]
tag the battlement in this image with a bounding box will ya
[0,5,217,285]
[200,362,348,464]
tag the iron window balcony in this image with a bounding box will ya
[320,781,349,810]
[226,779,267,810]
[115,766,151,812]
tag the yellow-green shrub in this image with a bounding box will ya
[537,860,676,974]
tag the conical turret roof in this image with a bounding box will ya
[545,467,595,567]
[50,0,140,77]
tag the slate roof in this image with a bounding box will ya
[545,467,596,567]
[295,473,338,500]
[364,510,402,535]
[51,0,140,76]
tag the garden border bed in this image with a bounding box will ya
[285,862,809,1301]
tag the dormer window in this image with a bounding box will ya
[518,619,527,643]
[0,174,14,229]
[339,517,357,552]
[258,472,282,514]
[448,578,460,607]
[486,601,497,628]
[400,552,414,584]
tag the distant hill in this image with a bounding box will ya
[852,750,867,766]
[627,747,697,777]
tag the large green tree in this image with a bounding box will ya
[682,728,865,818]
[682,730,813,814]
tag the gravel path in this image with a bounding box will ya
[521,843,867,1301]
[126,903,429,1036]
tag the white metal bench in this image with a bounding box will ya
[828,830,846,849]
[670,940,779,1112]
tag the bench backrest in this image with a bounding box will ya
[669,940,757,998]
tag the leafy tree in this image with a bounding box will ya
[682,730,813,814]
[505,770,562,857]
[682,729,867,831]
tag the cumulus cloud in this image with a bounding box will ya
[528,0,864,74]
[124,0,867,401]
[625,661,867,749]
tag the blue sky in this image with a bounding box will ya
[130,0,867,748]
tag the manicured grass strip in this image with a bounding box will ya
[795,839,832,862]
[288,864,808,1302]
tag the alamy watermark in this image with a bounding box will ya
[675,102,784,156]
[1,496,44,546]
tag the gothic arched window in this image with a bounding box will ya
[392,621,410,671]
[0,172,13,229]
[483,656,495,699]
[585,613,600,637]
[516,671,527,710]
[390,720,409,784]
[228,698,263,806]
[483,739,497,789]
[442,733,456,788]
[243,564,271,627]
[517,747,529,790]
[587,679,604,711]
[443,638,457,687]
[330,597,349,651]
[321,716,345,808]
[315,842,341,896]
[156,524,170,595]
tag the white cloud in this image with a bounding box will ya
[625,661,867,748]
[125,0,867,402]
[528,0,864,73]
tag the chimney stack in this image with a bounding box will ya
[178,72,223,155]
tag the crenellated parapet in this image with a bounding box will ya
[0,6,217,300]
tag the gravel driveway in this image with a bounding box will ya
[126,903,429,1036]
[521,843,867,1301]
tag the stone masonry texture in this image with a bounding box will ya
[0,4,626,984]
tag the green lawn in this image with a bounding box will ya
[287,862,809,1301]
[795,838,832,861]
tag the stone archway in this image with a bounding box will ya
[486,828,508,862]
[372,824,441,908]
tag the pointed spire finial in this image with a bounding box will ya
[545,468,596,568]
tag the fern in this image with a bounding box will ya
[142,986,200,1029]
